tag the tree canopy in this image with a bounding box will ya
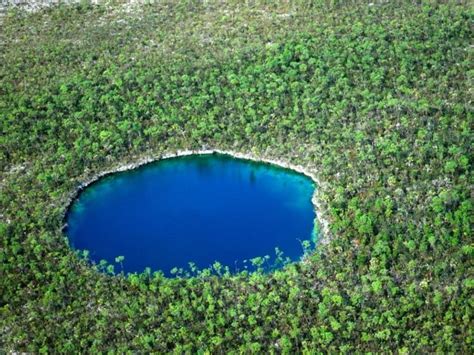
[1,1,472,352]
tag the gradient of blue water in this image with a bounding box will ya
[66,154,316,276]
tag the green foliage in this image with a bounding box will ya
[1,0,472,352]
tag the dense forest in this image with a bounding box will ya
[1,0,472,352]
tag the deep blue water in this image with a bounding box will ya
[66,154,316,276]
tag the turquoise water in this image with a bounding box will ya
[66,154,316,276]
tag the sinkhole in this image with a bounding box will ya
[65,153,317,276]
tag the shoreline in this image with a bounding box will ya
[62,148,331,246]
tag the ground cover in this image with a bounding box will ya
[1,1,472,352]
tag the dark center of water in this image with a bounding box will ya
[66,153,316,276]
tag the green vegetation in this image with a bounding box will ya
[1,1,472,352]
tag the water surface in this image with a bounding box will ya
[66,154,316,275]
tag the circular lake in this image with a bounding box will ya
[66,153,316,276]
